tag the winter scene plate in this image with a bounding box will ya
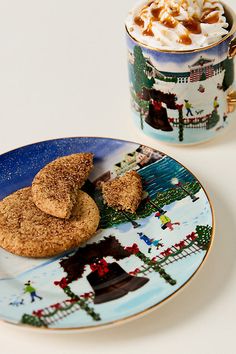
[0,137,214,331]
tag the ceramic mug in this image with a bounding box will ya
[126,2,236,145]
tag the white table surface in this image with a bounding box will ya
[0,1,236,353]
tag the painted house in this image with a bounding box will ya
[93,147,165,180]
[157,71,189,84]
[154,57,224,84]
[114,152,138,176]
[189,56,215,82]
[114,146,165,175]
[136,146,165,166]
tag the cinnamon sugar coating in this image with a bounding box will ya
[32,153,93,219]
[0,188,100,258]
[101,171,143,213]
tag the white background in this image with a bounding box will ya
[0,1,235,353]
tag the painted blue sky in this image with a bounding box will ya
[127,34,232,71]
[0,137,134,199]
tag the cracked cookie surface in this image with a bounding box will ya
[0,187,100,258]
[32,153,93,219]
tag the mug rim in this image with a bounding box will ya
[125,1,236,54]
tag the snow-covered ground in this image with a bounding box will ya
[140,116,229,145]
[0,188,213,328]
[134,72,230,144]
[153,72,226,119]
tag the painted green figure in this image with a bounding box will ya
[24,281,42,303]
[184,100,194,117]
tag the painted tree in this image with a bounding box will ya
[196,225,212,250]
[223,57,234,91]
[133,46,155,94]
[206,109,220,130]
[133,46,155,129]
[22,314,47,327]
[200,72,206,81]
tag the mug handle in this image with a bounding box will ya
[227,36,236,113]
[228,36,236,59]
[227,91,236,113]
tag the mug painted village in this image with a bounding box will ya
[126,3,236,145]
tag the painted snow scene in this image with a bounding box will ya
[127,35,234,144]
[0,138,213,330]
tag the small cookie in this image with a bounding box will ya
[101,171,143,213]
[0,188,100,258]
[32,153,93,219]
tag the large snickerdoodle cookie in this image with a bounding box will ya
[0,188,100,258]
[32,153,93,219]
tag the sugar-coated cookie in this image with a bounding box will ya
[0,188,100,258]
[32,153,93,219]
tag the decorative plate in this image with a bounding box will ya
[0,137,214,331]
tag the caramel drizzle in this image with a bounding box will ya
[134,16,145,28]
[134,1,223,44]
[151,7,163,19]
[182,17,202,34]
[202,12,220,24]
[201,7,221,24]
[143,20,154,36]
[170,8,180,17]
[162,16,178,29]
[178,33,192,45]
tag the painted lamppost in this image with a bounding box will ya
[121,211,141,229]
[142,191,166,215]
[171,178,199,202]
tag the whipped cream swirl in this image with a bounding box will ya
[126,0,229,50]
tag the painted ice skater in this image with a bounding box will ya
[155,212,180,231]
[138,232,163,253]
[184,100,194,117]
[24,281,43,303]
